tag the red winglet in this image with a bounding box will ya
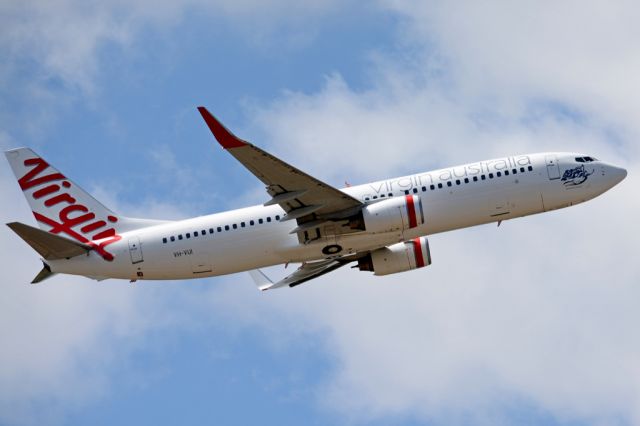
[197,107,248,149]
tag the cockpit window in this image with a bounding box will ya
[575,156,597,163]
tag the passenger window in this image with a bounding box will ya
[232,224,237,229]
[202,229,206,235]
[224,225,229,231]
[388,193,393,197]
[576,157,584,162]
[241,222,245,227]
[380,194,385,198]
[528,166,533,171]
[186,233,191,239]
[178,235,183,240]
[250,220,254,226]
[275,215,280,220]
[481,175,486,180]
[217,227,222,232]
[162,237,167,244]
[170,236,175,242]
[430,184,435,190]
[447,181,452,187]
[512,169,517,174]
[421,186,426,192]
[194,231,198,237]
[365,197,370,201]
[520,167,525,173]
[473,176,478,182]
[496,172,501,177]
[209,228,214,234]
[373,195,378,199]
[405,190,410,195]
[412,188,418,194]
[489,173,494,178]
[438,183,443,189]
[258,219,263,224]
[504,170,509,176]
[464,178,469,183]
[267,217,271,222]
[455,179,460,185]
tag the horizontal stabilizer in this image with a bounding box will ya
[31,262,56,284]
[7,222,91,260]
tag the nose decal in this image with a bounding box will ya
[561,165,594,186]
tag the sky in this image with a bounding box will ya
[0,0,639,425]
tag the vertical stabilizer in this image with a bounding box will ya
[5,148,168,262]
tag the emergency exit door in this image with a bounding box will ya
[128,237,143,264]
[545,155,561,180]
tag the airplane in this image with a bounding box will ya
[4,107,627,290]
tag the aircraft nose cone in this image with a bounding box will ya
[610,165,627,185]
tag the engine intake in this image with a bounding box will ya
[358,237,432,276]
[353,195,424,233]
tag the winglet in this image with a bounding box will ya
[197,107,248,149]
[248,269,275,291]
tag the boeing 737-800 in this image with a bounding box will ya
[5,107,627,289]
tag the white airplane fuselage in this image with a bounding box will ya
[46,152,625,281]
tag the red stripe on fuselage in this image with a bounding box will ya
[406,195,418,228]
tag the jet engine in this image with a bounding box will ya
[350,195,424,233]
[357,237,432,276]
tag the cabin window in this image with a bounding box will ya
[473,176,478,182]
[162,237,167,244]
[194,231,199,237]
[388,193,393,197]
[217,227,222,232]
[178,235,183,240]
[225,225,230,231]
[250,220,254,226]
[430,184,435,190]
[438,183,443,189]
[275,215,281,221]
[232,224,237,229]
[412,188,418,194]
[373,195,378,199]
[504,170,509,176]
[496,172,501,177]
[209,228,214,234]
[365,197,370,201]
[512,169,517,174]
[267,217,271,222]
[464,178,469,183]
[528,166,533,171]
[447,181,452,187]
[489,173,494,178]
[520,167,525,173]
[455,179,461,185]
[405,190,410,195]
[170,236,175,242]
[258,219,263,224]
[186,233,191,239]
[241,222,245,227]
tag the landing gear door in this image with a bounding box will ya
[545,155,561,180]
[128,237,143,264]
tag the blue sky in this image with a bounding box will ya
[1,1,639,425]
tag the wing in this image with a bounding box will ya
[249,258,352,291]
[198,107,362,231]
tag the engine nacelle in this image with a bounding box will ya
[358,237,432,276]
[358,195,424,234]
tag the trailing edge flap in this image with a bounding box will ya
[7,222,91,260]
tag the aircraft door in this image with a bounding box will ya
[545,155,561,180]
[128,237,144,264]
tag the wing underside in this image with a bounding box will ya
[197,107,363,241]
